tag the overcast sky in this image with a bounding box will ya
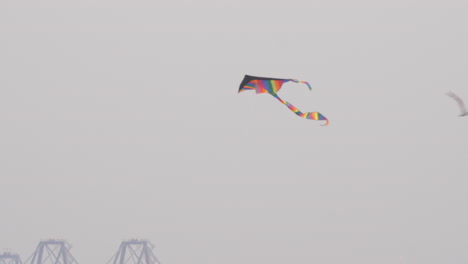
[1,0,468,264]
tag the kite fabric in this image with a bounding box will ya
[238,75,329,125]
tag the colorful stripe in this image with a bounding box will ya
[239,79,311,95]
[272,94,329,125]
[238,79,288,94]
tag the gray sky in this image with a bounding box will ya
[1,0,468,263]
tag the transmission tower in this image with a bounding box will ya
[0,252,23,264]
[107,239,161,264]
[25,240,78,264]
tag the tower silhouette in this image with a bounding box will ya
[0,252,23,264]
[25,240,78,264]
[107,239,161,264]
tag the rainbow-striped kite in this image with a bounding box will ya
[238,75,329,125]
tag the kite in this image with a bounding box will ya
[238,75,329,125]
[446,91,468,116]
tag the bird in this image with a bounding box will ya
[446,91,468,116]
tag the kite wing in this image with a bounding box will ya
[239,75,328,125]
[238,75,311,94]
[239,75,291,94]
[446,91,467,115]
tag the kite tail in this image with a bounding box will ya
[272,94,329,126]
[289,79,312,91]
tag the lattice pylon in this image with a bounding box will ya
[107,239,161,264]
[0,252,23,264]
[25,240,78,264]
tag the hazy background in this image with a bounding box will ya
[1,0,468,263]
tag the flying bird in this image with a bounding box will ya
[239,75,329,125]
[446,91,468,116]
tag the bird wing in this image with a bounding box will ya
[446,91,467,114]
